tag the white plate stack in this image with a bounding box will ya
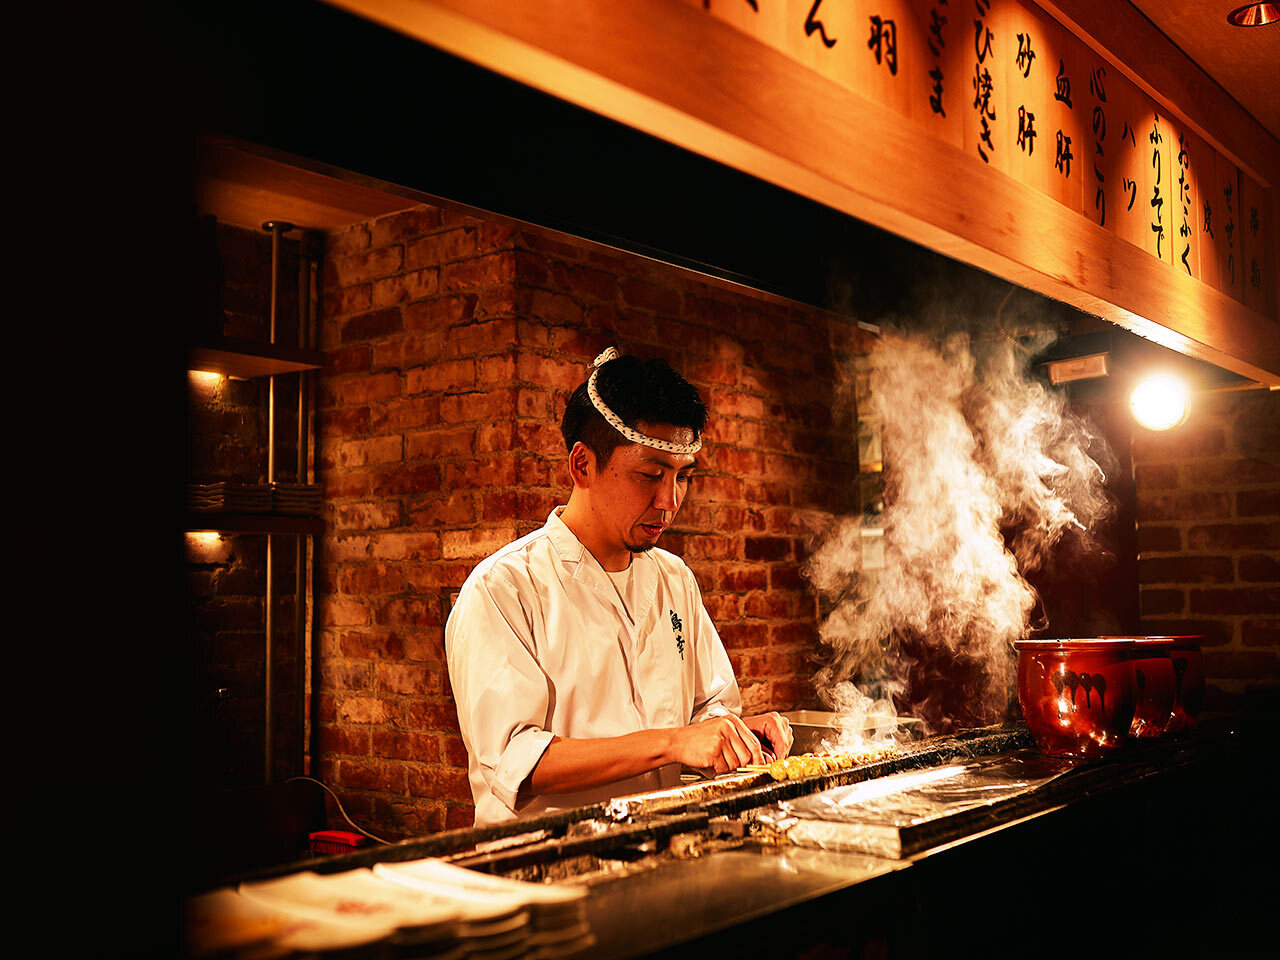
[185,885,398,958]
[186,861,592,958]
[374,859,593,958]
[236,869,464,958]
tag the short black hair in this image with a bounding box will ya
[560,353,708,467]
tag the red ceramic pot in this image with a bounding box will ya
[1101,637,1177,738]
[1163,636,1204,732]
[1015,639,1137,758]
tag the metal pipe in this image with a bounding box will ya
[302,231,323,774]
[265,533,274,783]
[262,221,292,483]
[295,231,311,777]
[261,220,293,784]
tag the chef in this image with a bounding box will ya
[446,347,793,826]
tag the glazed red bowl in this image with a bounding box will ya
[1104,635,1204,733]
[1101,637,1177,738]
[1164,636,1205,732]
[1015,639,1137,758]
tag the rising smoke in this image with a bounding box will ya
[806,316,1116,741]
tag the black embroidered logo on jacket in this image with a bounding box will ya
[669,609,684,660]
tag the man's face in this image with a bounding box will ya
[591,421,697,555]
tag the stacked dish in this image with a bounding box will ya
[186,884,403,958]
[375,859,592,958]
[185,859,591,958]
[237,869,464,957]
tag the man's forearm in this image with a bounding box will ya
[522,715,769,798]
[523,729,676,796]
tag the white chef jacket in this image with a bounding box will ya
[445,507,742,826]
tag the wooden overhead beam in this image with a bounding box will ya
[323,0,1279,384]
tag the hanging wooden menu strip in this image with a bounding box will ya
[1002,1,1050,199]
[903,0,965,149]
[1211,152,1246,302]
[1080,46,1112,232]
[1180,129,1220,289]
[1147,109,1175,268]
[846,0,914,124]
[1047,18,1087,215]
[1166,119,1200,281]
[1004,3,1086,214]
[1239,171,1272,318]
[964,0,1010,175]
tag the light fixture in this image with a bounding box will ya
[1047,352,1110,385]
[1130,375,1191,431]
[189,369,224,388]
[1227,3,1279,26]
[186,531,223,554]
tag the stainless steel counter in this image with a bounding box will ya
[216,723,1273,958]
[581,845,903,957]
[563,723,1270,958]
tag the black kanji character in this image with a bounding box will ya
[1054,59,1072,107]
[1017,106,1036,154]
[868,16,898,74]
[1016,32,1035,77]
[1055,130,1073,176]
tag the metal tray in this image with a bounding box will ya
[780,711,924,754]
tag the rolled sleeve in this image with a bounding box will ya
[490,728,554,813]
[447,571,556,817]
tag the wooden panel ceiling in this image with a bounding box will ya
[1127,1,1280,139]
[195,139,419,232]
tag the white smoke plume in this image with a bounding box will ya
[806,324,1115,737]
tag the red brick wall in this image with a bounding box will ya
[195,208,1280,840]
[315,204,870,835]
[1133,387,1280,715]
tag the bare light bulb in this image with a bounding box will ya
[1130,375,1190,431]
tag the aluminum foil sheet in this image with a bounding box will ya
[761,750,1077,859]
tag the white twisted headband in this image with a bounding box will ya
[587,347,703,454]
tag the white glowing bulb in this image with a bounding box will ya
[1130,375,1190,431]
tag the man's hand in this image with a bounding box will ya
[668,714,765,773]
[743,712,793,762]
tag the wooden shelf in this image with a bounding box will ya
[186,512,323,536]
[196,137,419,233]
[189,336,325,378]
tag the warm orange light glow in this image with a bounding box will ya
[186,530,222,547]
[1130,375,1191,431]
[189,370,224,389]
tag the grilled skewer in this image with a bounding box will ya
[741,747,899,781]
